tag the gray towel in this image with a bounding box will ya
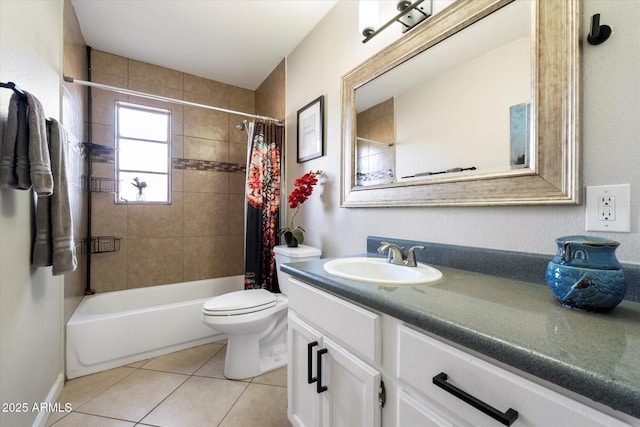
[25,91,53,195]
[0,93,30,189]
[33,192,53,267]
[33,119,77,274]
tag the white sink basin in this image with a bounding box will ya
[323,257,442,286]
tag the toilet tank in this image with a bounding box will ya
[273,245,321,295]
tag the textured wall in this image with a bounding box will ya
[1,2,65,425]
[285,0,639,264]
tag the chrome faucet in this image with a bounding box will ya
[377,242,405,265]
[377,242,425,267]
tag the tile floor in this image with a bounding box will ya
[46,342,292,427]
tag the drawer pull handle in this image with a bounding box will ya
[307,341,318,384]
[433,372,518,426]
[316,348,328,394]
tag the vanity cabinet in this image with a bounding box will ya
[287,278,382,427]
[287,276,635,427]
[397,324,631,427]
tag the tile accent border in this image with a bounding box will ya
[173,158,246,174]
[92,154,247,174]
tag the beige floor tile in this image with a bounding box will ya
[51,341,290,427]
[141,376,248,427]
[251,366,287,387]
[141,343,224,375]
[125,359,149,369]
[193,345,227,379]
[46,367,136,425]
[219,383,291,427]
[48,412,135,426]
[77,369,188,422]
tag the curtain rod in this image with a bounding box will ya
[63,76,283,124]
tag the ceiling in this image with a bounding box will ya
[71,0,337,90]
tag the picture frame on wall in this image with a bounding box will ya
[297,95,324,162]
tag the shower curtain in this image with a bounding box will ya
[244,121,283,293]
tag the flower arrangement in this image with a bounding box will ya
[277,170,322,247]
[132,177,147,201]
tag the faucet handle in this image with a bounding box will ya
[405,245,425,267]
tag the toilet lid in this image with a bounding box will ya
[203,289,277,316]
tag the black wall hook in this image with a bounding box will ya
[588,14,611,45]
[0,81,26,99]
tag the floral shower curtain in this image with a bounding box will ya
[244,121,283,293]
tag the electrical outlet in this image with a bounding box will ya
[585,184,630,232]
[598,196,615,221]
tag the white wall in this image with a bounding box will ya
[395,37,530,178]
[0,1,65,426]
[285,0,639,264]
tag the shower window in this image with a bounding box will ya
[115,101,171,204]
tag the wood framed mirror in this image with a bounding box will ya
[340,0,580,207]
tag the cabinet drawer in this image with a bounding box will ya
[397,325,629,427]
[398,388,455,427]
[288,278,380,364]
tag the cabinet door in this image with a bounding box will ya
[321,337,381,427]
[288,313,323,427]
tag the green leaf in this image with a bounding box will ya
[291,228,305,245]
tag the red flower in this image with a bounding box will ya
[278,170,322,245]
[288,171,321,209]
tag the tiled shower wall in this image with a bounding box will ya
[356,98,395,186]
[88,50,267,293]
[62,0,88,320]
[256,59,285,121]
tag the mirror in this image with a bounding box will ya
[341,0,580,207]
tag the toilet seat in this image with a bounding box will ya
[203,289,277,316]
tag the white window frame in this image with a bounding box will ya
[115,101,171,204]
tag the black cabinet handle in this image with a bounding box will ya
[433,372,518,426]
[316,348,328,393]
[307,341,318,384]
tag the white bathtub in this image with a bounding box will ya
[66,276,243,379]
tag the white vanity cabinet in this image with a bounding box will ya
[396,324,631,427]
[287,275,637,427]
[287,278,383,427]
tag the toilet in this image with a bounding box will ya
[201,244,321,379]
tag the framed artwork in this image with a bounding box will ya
[297,95,324,162]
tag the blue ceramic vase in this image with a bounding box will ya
[546,236,626,311]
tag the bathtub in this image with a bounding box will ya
[66,276,243,379]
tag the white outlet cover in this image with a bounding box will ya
[585,184,631,232]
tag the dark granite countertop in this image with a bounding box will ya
[282,254,640,419]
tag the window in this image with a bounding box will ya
[115,101,171,203]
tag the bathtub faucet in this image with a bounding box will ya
[377,242,425,267]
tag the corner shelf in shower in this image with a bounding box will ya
[81,143,118,192]
[81,236,122,255]
[82,175,119,193]
[81,142,122,256]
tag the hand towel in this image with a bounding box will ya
[32,193,53,267]
[33,119,77,274]
[25,91,53,196]
[0,93,31,189]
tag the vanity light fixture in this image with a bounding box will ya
[360,0,432,43]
